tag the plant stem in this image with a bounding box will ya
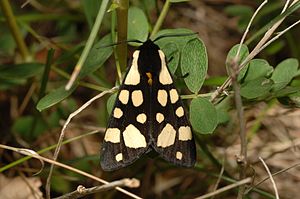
[115,0,129,74]
[229,57,248,199]
[150,0,171,39]
[111,9,122,82]
[65,0,109,90]
[0,0,31,61]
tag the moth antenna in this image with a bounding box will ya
[98,39,144,48]
[153,32,198,42]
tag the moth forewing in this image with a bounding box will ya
[100,50,151,171]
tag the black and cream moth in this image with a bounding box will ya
[100,39,196,171]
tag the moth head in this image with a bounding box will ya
[137,40,162,77]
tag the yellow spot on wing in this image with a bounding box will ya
[157,123,176,148]
[104,128,121,143]
[178,126,192,141]
[176,151,183,160]
[115,153,123,162]
[123,124,147,148]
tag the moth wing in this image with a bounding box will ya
[100,52,151,171]
[151,51,196,167]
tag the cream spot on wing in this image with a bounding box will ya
[123,124,147,148]
[157,89,168,107]
[115,153,123,162]
[113,107,123,118]
[157,123,176,148]
[158,50,173,85]
[104,128,120,143]
[176,106,184,117]
[156,113,164,123]
[119,90,129,104]
[131,90,143,107]
[176,151,183,160]
[169,89,179,104]
[178,126,192,141]
[124,51,140,85]
[136,113,147,124]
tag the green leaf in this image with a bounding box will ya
[274,86,300,98]
[79,34,113,78]
[106,93,117,114]
[226,44,249,81]
[215,96,232,124]
[154,28,197,51]
[36,85,77,111]
[190,97,217,134]
[204,76,227,86]
[271,58,299,91]
[56,44,84,65]
[82,0,102,29]
[240,77,273,99]
[128,7,149,42]
[0,78,26,90]
[225,5,253,17]
[181,38,208,93]
[12,116,47,139]
[160,42,180,74]
[154,29,198,75]
[277,91,300,108]
[243,59,273,82]
[216,109,230,124]
[0,30,16,56]
[265,40,285,55]
[170,0,190,3]
[51,175,71,193]
[288,92,300,107]
[0,63,44,79]
[225,5,253,31]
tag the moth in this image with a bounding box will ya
[100,39,196,171]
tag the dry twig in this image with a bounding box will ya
[54,178,140,199]
[246,162,300,194]
[259,157,280,199]
[210,0,300,102]
[0,144,142,199]
[194,178,251,199]
[210,155,225,199]
[46,86,118,198]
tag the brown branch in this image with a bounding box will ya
[229,56,248,199]
[53,178,140,199]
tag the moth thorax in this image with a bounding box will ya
[138,49,162,76]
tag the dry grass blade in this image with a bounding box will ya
[54,178,140,199]
[194,178,252,199]
[46,86,118,198]
[259,157,280,199]
[0,136,142,199]
[246,162,300,194]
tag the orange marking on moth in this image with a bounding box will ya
[146,72,153,85]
